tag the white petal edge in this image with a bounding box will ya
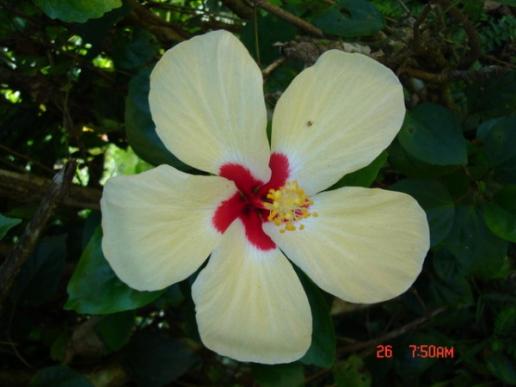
[149,30,271,182]
[264,187,430,303]
[101,165,236,291]
[192,220,312,364]
[271,50,405,195]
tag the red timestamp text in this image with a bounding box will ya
[409,344,455,359]
[376,344,393,358]
[375,344,455,359]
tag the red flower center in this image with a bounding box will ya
[212,153,290,251]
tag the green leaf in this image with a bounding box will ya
[330,151,387,189]
[101,144,153,184]
[480,117,516,183]
[333,355,371,387]
[439,169,471,201]
[30,365,93,387]
[125,68,197,172]
[476,117,501,141]
[498,0,516,5]
[314,0,384,38]
[125,332,197,387]
[483,185,516,242]
[95,311,135,352]
[495,161,516,185]
[50,331,70,362]
[70,4,131,57]
[252,363,304,387]
[0,212,21,239]
[485,352,516,385]
[11,235,66,305]
[241,13,296,65]
[398,103,468,166]
[443,206,508,279]
[113,28,159,70]
[428,250,473,306]
[391,179,455,246]
[299,273,336,368]
[388,140,454,178]
[35,0,122,23]
[153,284,184,309]
[65,227,163,315]
[467,70,516,120]
[483,116,516,167]
[495,307,516,337]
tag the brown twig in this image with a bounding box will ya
[262,57,286,79]
[338,307,447,354]
[0,168,101,210]
[413,4,432,50]
[254,0,324,37]
[402,65,508,83]
[0,144,54,175]
[127,0,189,43]
[434,0,480,68]
[305,306,447,385]
[396,0,411,14]
[221,0,254,19]
[148,1,242,22]
[0,161,76,315]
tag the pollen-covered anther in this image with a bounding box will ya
[264,181,315,233]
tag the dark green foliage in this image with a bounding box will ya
[467,71,516,120]
[483,185,516,242]
[34,0,122,23]
[95,311,135,352]
[11,235,67,306]
[241,13,297,64]
[65,227,163,314]
[313,0,384,38]
[333,355,372,386]
[480,15,516,52]
[124,331,198,387]
[428,250,473,306]
[443,206,508,279]
[0,0,515,386]
[299,273,336,368]
[330,151,388,189]
[0,212,21,239]
[391,179,455,246]
[398,103,468,166]
[30,365,94,387]
[252,363,305,387]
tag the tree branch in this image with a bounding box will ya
[262,57,286,79]
[0,161,76,315]
[402,65,508,83]
[338,307,447,354]
[221,0,254,19]
[126,0,189,44]
[254,0,324,37]
[0,168,101,210]
[434,0,481,68]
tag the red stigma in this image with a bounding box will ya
[213,153,289,251]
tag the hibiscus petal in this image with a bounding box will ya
[271,51,405,194]
[192,220,311,364]
[149,30,270,182]
[101,165,236,291]
[264,187,429,303]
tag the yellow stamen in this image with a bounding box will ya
[264,181,315,233]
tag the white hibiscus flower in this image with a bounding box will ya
[101,30,430,364]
